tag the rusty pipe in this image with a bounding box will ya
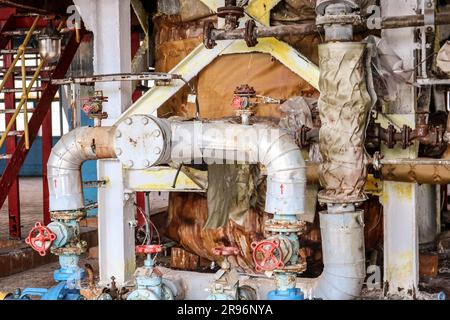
[381,12,450,30]
[208,12,450,44]
[48,126,117,212]
[305,157,450,185]
[211,23,317,41]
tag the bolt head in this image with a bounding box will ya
[125,118,133,125]
[154,147,161,155]
[153,130,161,137]
[126,160,134,167]
[143,160,150,167]
[116,148,122,156]
[115,130,122,138]
[141,117,149,125]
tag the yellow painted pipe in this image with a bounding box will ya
[0,15,40,93]
[0,59,46,149]
[21,52,29,150]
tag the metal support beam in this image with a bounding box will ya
[380,0,421,297]
[75,0,135,286]
[41,72,52,225]
[117,0,318,124]
[246,0,281,27]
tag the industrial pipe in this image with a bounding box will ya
[211,23,317,41]
[47,126,116,212]
[205,13,450,46]
[306,211,366,300]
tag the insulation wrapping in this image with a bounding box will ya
[310,210,366,300]
[48,126,116,212]
[318,42,372,204]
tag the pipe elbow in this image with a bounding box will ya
[307,211,366,300]
[48,126,117,212]
[259,129,307,216]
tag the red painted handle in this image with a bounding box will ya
[251,240,284,272]
[136,245,162,255]
[25,222,56,257]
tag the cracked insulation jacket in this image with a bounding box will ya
[318,42,372,204]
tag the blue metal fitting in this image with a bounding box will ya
[267,288,305,300]
[53,254,85,282]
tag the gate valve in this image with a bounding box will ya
[135,245,162,255]
[25,222,57,257]
[212,246,240,257]
[251,239,285,272]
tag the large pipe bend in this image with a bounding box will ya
[169,120,306,215]
[48,126,117,212]
[49,117,365,300]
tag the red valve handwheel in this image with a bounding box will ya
[25,222,56,257]
[232,96,244,110]
[212,246,240,257]
[251,239,284,272]
[136,245,162,255]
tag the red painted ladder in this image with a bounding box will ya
[0,9,84,239]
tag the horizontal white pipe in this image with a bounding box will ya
[169,120,306,216]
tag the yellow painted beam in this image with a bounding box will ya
[246,0,281,26]
[118,1,319,124]
[199,0,218,12]
[222,38,320,90]
[125,167,207,192]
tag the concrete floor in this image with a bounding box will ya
[0,177,44,240]
[0,178,445,300]
[0,177,170,294]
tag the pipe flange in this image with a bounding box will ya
[316,14,362,27]
[203,21,216,49]
[315,0,358,15]
[275,262,307,274]
[318,193,368,205]
[51,241,87,256]
[51,210,86,221]
[244,20,258,47]
[217,5,245,19]
[372,152,384,172]
[265,219,307,234]
[114,115,171,170]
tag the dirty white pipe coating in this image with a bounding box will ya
[48,126,116,212]
[48,118,365,300]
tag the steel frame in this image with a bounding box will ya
[0,22,85,236]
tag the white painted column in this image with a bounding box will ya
[75,0,135,285]
[380,0,422,296]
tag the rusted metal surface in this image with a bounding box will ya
[167,192,265,272]
[166,191,383,273]
[381,12,450,30]
[210,22,317,41]
[419,254,439,278]
[78,126,117,159]
[170,247,202,271]
[380,162,450,185]
[366,114,446,151]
